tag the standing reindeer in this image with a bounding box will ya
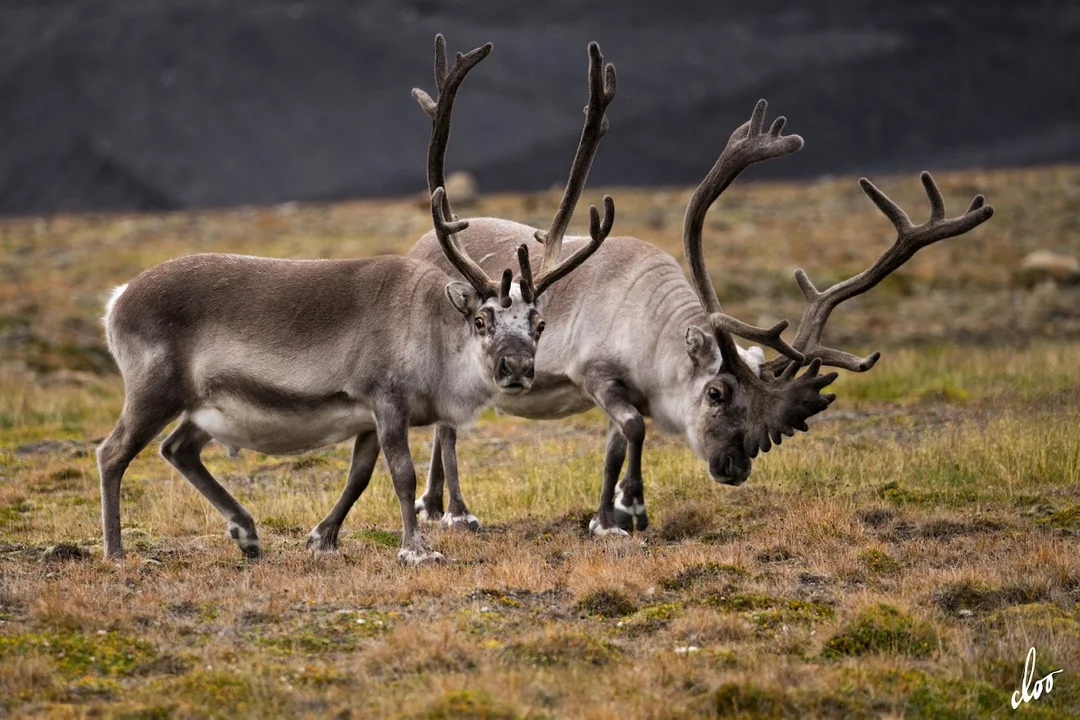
[95,37,613,564]
[405,99,995,536]
[307,36,619,536]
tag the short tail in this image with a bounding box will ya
[102,284,128,353]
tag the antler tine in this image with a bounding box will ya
[534,196,615,297]
[430,187,495,297]
[709,314,804,365]
[535,41,617,277]
[683,99,805,360]
[516,245,536,304]
[412,34,494,218]
[764,171,995,375]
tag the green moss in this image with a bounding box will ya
[470,588,525,608]
[172,671,255,712]
[501,631,621,668]
[821,604,939,659]
[660,562,747,591]
[575,589,637,618]
[120,527,155,551]
[1043,505,1080,530]
[255,609,394,655]
[618,602,684,637]
[420,689,520,720]
[353,528,401,548]
[0,630,157,677]
[859,548,902,575]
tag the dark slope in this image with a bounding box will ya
[0,0,1076,215]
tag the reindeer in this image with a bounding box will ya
[95,37,613,564]
[399,99,994,536]
[302,36,619,537]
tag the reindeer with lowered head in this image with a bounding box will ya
[403,96,994,536]
[96,37,612,564]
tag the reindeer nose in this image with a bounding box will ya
[498,356,534,383]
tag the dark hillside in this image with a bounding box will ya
[0,0,1076,215]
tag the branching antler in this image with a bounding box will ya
[683,99,806,364]
[417,38,532,308]
[763,171,995,376]
[412,34,492,219]
[533,41,617,296]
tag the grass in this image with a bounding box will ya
[1,166,1079,717]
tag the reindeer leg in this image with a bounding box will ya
[605,420,649,533]
[438,425,481,531]
[307,430,380,555]
[374,396,444,565]
[97,399,181,559]
[161,418,262,559]
[415,426,446,523]
[584,375,644,537]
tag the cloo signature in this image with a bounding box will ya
[1012,646,1063,709]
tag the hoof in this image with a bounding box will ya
[306,526,340,557]
[440,512,481,532]
[397,548,446,566]
[588,516,631,538]
[415,499,444,524]
[228,521,262,559]
[615,492,649,532]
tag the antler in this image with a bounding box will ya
[683,99,806,364]
[416,36,534,309]
[762,171,995,376]
[532,41,617,296]
[412,34,493,219]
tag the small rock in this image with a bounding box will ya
[44,543,86,561]
[444,171,479,207]
[15,439,94,458]
[1015,250,1080,287]
[958,609,974,618]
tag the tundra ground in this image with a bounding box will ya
[1,166,1079,718]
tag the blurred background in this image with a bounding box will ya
[2,0,1079,378]
[0,0,1077,216]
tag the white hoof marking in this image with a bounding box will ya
[440,513,480,530]
[615,492,646,517]
[397,548,446,566]
[588,517,631,537]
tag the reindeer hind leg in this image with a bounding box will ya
[160,418,261,559]
[98,391,183,559]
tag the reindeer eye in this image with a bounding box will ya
[473,316,485,331]
[707,386,725,404]
[536,320,545,335]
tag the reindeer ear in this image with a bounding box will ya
[445,282,480,316]
[685,327,717,368]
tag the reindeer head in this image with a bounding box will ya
[417,35,615,396]
[431,188,613,395]
[683,325,834,485]
[682,100,994,485]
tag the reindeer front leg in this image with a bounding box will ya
[307,430,381,555]
[374,396,444,565]
[585,374,646,536]
[416,427,446,523]
[437,425,481,531]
